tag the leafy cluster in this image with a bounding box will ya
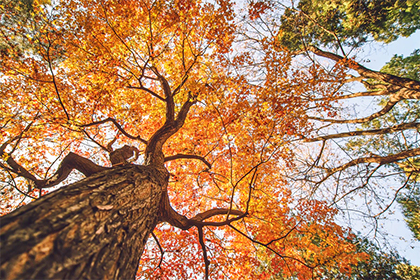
[277,0,420,50]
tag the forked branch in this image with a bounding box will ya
[1,151,107,189]
[80,117,148,144]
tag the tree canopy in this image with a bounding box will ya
[254,0,420,243]
[1,0,419,279]
[276,0,420,50]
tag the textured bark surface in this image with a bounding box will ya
[0,165,166,280]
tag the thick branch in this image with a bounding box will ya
[306,122,420,142]
[2,152,107,189]
[145,93,196,167]
[175,93,196,128]
[152,67,174,122]
[158,193,245,230]
[164,154,211,169]
[328,147,420,175]
[191,208,245,223]
[308,45,420,91]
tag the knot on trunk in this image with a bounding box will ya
[109,145,139,166]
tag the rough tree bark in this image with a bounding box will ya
[0,164,167,280]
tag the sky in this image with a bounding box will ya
[363,30,420,71]
[353,30,420,266]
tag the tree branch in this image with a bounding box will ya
[229,225,314,270]
[83,130,109,152]
[164,154,211,169]
[46,42,70,121]
[80,117,148,144]
[306,122,420,142]
[127,85,165,102]
[328,147,420,176]
[373,172,413,218]
[145,92,197,167]
[308,45,420,91]
[151,232,164,271]
[1,150,107,189]
[159,192,245,230]
[312,90,387,101]
[191,208,245,223]
[152,67,175,122]
[197,226,209,280]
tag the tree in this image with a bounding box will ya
[0,0,368,279]
[398,187,420,241]
[321,235,420,280]
[261,234,420,279]
[346,50,420,241]
[275,0,420,50]
[247,0,420,235]
[349,237,420,279]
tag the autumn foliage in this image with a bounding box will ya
[0,0,373,279]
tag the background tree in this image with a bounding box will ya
[321,235,420,280]
[247,0,420,244]
[276,0,420,50]
[0,0,369,279]
[259,233,420,279]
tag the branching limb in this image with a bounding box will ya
[145,92,197,166]
[373,172,413,218]
[307,45,420,91]
[80,117,148,144]
[306,122,420,142]
[315,148,420,186]
[1,147,107,189]
[159,192,245,230]
[175,91,197,128]
[164,154,211,169]
[229,225,314,270]
[152,67,175,121]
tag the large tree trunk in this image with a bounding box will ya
[0,164,167,280]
